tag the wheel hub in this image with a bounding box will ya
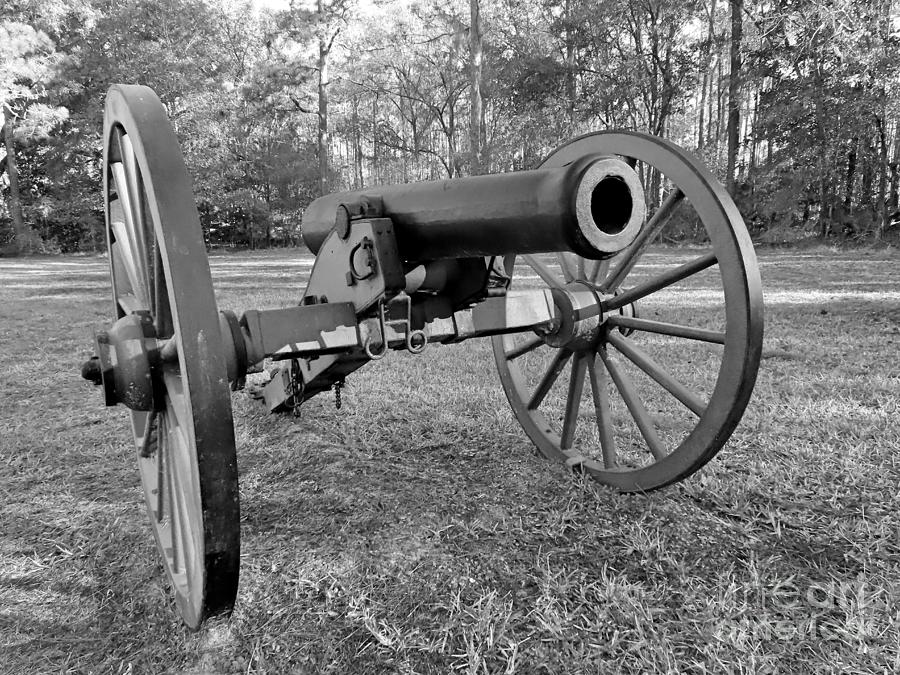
[538,282,638,350]
[82,311,164,411]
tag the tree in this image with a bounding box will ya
[469,0,483,174]
[746,0,900,238]
[0,20,66,253]
[276,0,353,196]
[697,0,717,151]
[47,0,244,249]
[725,0,742,193]
[339,2,472,180]
[1,0,898,252]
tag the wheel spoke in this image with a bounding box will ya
[167,418,198,580]
[166,418,180,573]
[162,365,191,435]
[110,228,150,311]
[151,243,161,320]
[110,166,149,306]
[607,331,707,416]
[155,414,165,523]
[506,335,544,360]
[588,258,611,284]
[119,133,152,295]
[600,348,666,461]
[109,210,135,295]
[601,188,685,292]
[587,353,617,468]
[523,254,565,290]
[152,245,173,336]
[172,489,194,582]
[116,293,144,315]
[164,404,195,576]
[110,223,145,309]
[527,349,572,410]
[137,410,157,457]
[604,251,718,312]
[561,354,587,449]
[605,315,726,344]
[558,252,577,282]
[158,337,179,364]
[576,256,586,280]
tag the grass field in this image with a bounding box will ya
[1,246,898,674]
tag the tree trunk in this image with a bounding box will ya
[876,0,891,237]
[2,106,33,254]
[317,0,330,196]
[564,0,576,124]
[889,119,900,211]
[860,142,874,209]
[748,89,759,172]
[469,0,483,175]
[725,0,742,193]
[352,97,363,189]
[264,181,272,248]
[844,138,857,210]
[698,70,708,151]
[697,0,717,151]
[876,108,888,239]
[713,46,724,162]
[446,32,460,179]
[447,103,457,178]
[811,41,831,237]
[371,94,378,183]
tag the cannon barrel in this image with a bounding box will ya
[302,155,646,262]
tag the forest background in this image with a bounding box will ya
[2,0,899,254]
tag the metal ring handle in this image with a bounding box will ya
[363,336,387,360]
[406,329,427,354]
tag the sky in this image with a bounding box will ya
[251,0,292,11]
[251,0,382,14]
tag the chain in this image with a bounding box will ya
[333,379,344,410]
[288,358,305,417]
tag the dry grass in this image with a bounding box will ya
[1,246,898,674]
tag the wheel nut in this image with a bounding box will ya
[81,356,103,385]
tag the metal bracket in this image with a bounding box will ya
[334,196,384,240]
[347,236,376,285]
[363,295,428,359]
[485,255,511,297]
[388,294,427,354]
[363,303,388,360]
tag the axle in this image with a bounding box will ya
[80,287,562,410]
[302,156,645,262]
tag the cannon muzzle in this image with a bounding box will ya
[302,156,645,262]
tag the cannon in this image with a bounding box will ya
[81,85,763,628]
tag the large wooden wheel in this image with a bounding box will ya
[492,132,763,492]
[103,85,240,628]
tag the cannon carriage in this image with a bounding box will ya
[82,85,763,628]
